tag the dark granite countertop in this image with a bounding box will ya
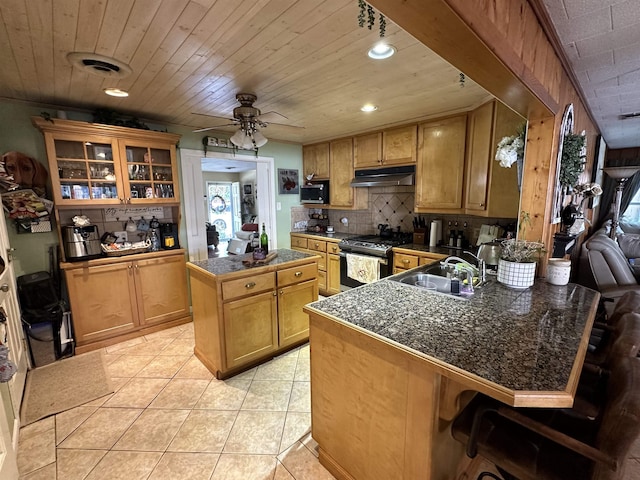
[188,248,318,276]
[290,231,356,241]
[305,278,599,393]
[393,243,479,256]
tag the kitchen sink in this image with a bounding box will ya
[389,261,484,299]
[398,273,452,293]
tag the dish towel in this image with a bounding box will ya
[346,253,380,284]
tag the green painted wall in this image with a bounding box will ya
[0,100,302,276]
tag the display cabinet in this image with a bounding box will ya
[32,117,181,206]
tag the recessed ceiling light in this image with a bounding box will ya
[104,88,129,97]
[368,43,396,60]
[361,104,378,112]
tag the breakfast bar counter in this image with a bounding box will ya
[303,278,599,480]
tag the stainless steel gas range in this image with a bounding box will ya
[338,233,413,290]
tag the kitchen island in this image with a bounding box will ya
[187,249,320,379]
[304,278,599,480]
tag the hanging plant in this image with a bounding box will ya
[357,1,387,38]
[559,132,586,187]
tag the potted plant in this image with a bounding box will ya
[497,212,545,289]
[559,132,586,188]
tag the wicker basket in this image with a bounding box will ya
[101,240,151,257]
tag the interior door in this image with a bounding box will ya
[0,211,23,477]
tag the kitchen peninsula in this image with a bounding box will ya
[187,249,320,379]
[304,278,599,480]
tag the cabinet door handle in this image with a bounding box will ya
[402,259,410,264]
[294,271,302,277]
[134,264,139,269]
[245,282,256,289]
[332,246,337,252]
[279,290,284,295]
[0,284,9,292]
[314,243,319,248]
[128,264,132,269]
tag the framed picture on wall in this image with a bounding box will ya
[243,184,252,195]
[590,135,607,208]
[278,169,300,194]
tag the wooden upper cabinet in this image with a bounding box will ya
[32,117,181,206]
[383,125,417,165]
[329,138,355,208]
[465,100,522,217]
[354,132,383,168]
[465,101,494,211]
[303,143,330,179]
[415,115,467,212]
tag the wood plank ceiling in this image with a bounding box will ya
[0,0,493,145]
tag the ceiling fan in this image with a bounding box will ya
[192,93,301,149]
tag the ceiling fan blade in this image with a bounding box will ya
[264,121,306,130]
[257,111,289,122]
[192,123,238,133]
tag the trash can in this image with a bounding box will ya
[17,271,73,367]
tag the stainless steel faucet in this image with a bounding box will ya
[463,250,486,284]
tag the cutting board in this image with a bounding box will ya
[242,251,278,266]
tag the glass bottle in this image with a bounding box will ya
[260,223,269,254]
[149,228,160,251]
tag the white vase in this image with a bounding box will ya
[497,258,536,289]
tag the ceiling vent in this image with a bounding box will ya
[66,52,132,79]
[619,112,640,120]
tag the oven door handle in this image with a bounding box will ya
[339,251,388,265]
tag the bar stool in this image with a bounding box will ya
[451,356,640,480]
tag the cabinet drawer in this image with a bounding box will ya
[291,236,308,249]
[223,272,275,301]
[326,242,341,255]
[419,253,446,266]
[394,253,419,270]
[277,262,318,288]
[307,239,327,252]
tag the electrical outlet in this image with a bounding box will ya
[114,231,128,243]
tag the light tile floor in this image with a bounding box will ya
[17,322,640,479]
[17,322,335,480]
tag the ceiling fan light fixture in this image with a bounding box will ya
[253,130,268,147]
[230,129,246,147]
[368,43,396,60]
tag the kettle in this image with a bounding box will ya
[477,240,502,269]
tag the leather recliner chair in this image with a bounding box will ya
[581,234,639,309]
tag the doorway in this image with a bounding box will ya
[206,182,240,241]
[180,148,277,262]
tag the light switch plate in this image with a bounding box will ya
[114,231,128,243]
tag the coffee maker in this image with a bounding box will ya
[159,223,179,249]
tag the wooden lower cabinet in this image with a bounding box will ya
[327,253,341,295]
[63,250,191,352]
[278,279,317,347]
[291,233,341,296]
[392,248,446,274]
[188,256,318,378]
[224,290,278,368]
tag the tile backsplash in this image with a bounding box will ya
[291,186,517,246]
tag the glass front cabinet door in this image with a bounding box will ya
[50,135,123,205]
[119,140,179,204]
[33,117,181,207]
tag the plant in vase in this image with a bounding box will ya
[497,212,545,289]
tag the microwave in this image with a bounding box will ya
[300,181,330,204]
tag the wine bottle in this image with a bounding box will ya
[260,223,269,254]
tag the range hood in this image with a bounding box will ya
[350,165,415,187]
